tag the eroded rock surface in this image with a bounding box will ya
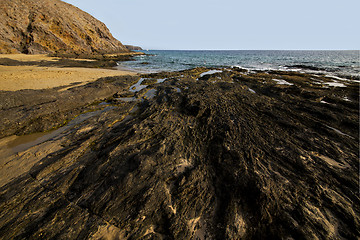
[0,68,359,239]
[0,75,138,138]
[0,0,129,54]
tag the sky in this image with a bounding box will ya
[62,0,359,50]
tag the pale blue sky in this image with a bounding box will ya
[63,0,359,50]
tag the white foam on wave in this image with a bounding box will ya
[232,65,251,71]
[232,65,270,72]
[232,64,303,73]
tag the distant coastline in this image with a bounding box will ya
[125,45,143,51]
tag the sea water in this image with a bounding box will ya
[119,50,359,79]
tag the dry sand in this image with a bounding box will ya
[0,53,61,62]
[0,54,138,91]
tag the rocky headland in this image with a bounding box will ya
[125,45,143,51]
[0,67,359,239]
[0,0,129,55]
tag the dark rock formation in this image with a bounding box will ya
[125,45,143,51]
[0,0,129,54]
[0,54,136,69]
[285,64,328,72]
[0,75,138,138]
[0,68,359,239]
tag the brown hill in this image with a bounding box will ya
[0,0,129,55]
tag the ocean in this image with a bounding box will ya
[119,50,359,79]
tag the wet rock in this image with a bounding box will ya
[0,68,359,239]
[286,64,327,71]
[0,75,138,138]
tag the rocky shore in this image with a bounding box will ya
[0,66,359,239]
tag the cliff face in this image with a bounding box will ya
[0,0,129,54]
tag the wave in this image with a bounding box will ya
[119,50,360,79]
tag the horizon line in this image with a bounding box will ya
[138,49,359,51]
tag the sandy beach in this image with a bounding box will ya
[0,54,137,91]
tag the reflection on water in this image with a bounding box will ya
[3,75,184,157]
[144,89,157,99]
[10,127,67,154]
[2,106,115,156]
[129,78,147,92]
[116,97,136,102]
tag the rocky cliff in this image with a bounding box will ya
[0,0,129,55]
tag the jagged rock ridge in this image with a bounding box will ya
[0,0,129,54]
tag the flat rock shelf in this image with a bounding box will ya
[0,67,359,239]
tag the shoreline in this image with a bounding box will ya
[119,50,360,80]
[0,65,358,239]
[0,65,137,91]
[0,54,139,91]
[0,63,359,238]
